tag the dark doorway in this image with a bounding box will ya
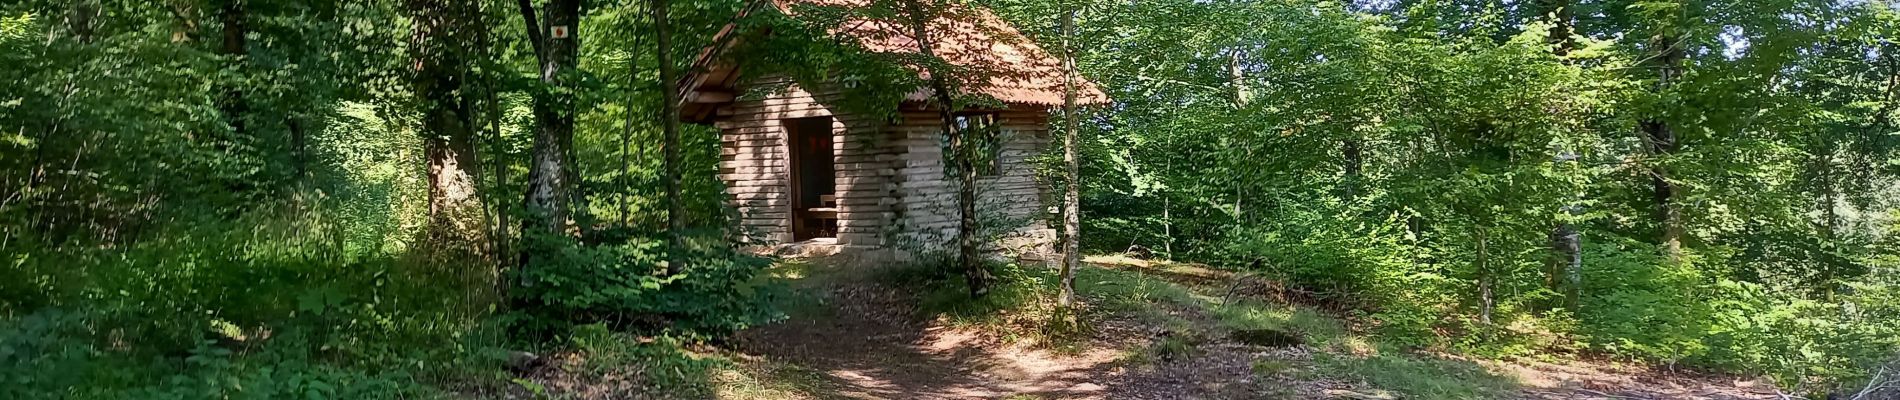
[787,117,837,241]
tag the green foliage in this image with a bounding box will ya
[2,0,782,396]
[0,210,494,398]
[566,324,723,391]
[0,312,445,400]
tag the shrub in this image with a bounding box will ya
[508,233,781,337]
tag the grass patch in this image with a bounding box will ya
[1314,350,1519,399]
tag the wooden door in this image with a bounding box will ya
[786,117,837,240]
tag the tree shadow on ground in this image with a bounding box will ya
[723,258,1132,399]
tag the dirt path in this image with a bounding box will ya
[724,267,1346,399]
[730,278,1137,399]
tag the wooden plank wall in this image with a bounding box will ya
[889,107,1052,251]
[716,77,905,247]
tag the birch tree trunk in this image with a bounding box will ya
[1056,4,1081,313]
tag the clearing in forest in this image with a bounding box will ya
[525,256,1783,399]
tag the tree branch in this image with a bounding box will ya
[516,0,548,61]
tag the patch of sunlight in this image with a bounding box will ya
[772,260,815,280]
[1083,254,1152,267]
[1341,336,1380,356]
[712,359,834,400]
[1210,301,1287,324]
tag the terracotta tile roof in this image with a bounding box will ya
[776,0,1110,106]
[775,0,1109,106]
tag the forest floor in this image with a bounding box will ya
[523,255,1786,399]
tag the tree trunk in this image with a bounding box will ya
[1541,0,1582,311]
[1476,228,1493,325]
[1228,50,1248,106]
[1816,140,1838,300]
[619,44,638,228]
[655,0,687,273]
[69,0,98,43]
[1549,218,1581,309]
[900,0,990,297]
[409,0,492,306]
[1229,50,1253,216]
[1642,26,1685,262]
[1056,6,1081,313]
[486,80,513,276]
[520,0,581,243]
[1342,138,1362,200]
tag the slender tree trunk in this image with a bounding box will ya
[519,0,581,245]
[1817,141,1839,299]
[1056,5,1081,313]
[1161,157,1172,258]
[1228,50,1248,106]
[900,0,990,297]
[655,0,687,273]
[1162,193,1172,257]
[487,81,513,277]
[620,42,638,228]
[218,0,249,186]
[566,127,594,238]
[1550,218,1581,309]
[1229,50,1251,217]
[289,118,308,180]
